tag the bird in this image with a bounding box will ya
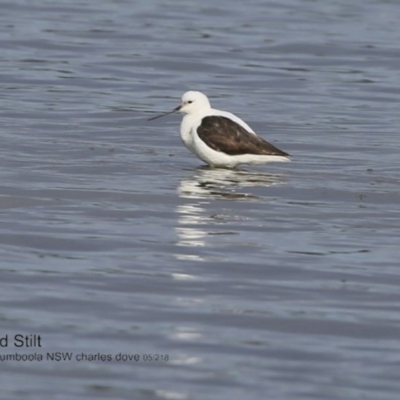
[148,91,291,168]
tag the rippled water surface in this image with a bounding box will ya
[1,0,400,399]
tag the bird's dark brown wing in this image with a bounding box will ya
[197,115,290,157]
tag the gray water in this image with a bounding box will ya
[1,0,400,399]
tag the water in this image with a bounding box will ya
[1,0,400,399]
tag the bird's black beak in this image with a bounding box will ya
[147,105,181,121]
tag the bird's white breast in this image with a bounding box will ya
[180,114,201,154]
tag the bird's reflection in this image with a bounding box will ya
[178,166,287,200]
[174,167,287,261]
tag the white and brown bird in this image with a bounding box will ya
[148,91,291,168]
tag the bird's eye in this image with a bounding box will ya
[187,100,193,104]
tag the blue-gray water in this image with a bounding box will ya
[1,0,400,399]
